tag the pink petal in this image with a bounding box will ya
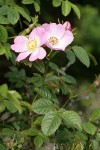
[56,24,65,39]
[49,23,65,39]
[44,23,57,40]
[53,31,74,50]
[45,23,65,46]
[42,23,49,31]
[11,43,28,53]
[29,49,39,61]
[14,36,28,44]
[38,47,46,59]
[63,21,71,31]
[29,27,46,46]
[49,23,57,36]
[16,51,31,62]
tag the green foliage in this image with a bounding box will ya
[0,25,8,43]
[35,87,51,99]
[72,46,90,67]
[7,8,20,25]
[71,3,81,19]
[66,50,76,65]
[22,0,34,4]
[0,84,23,114]
[33,0,40,12]
[60,109,82,130]
[82,123,97,135]
[14,5,31,22]
[5,66,27,88]
[34,135,43,147]
[61,0,71,16]
[61,74,76,84]
[0,0,99,149]
[33,60,45,73]
[52,0,61,7]
[0,143,7,150]
[32,98,54,114]
[41,111,62,135]
[89,108,100,121]
[21,128,38,136]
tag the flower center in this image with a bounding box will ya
[27,39,37,50]
[49,37,58,45]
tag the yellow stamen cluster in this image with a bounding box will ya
[49,37,58,45]
[27,39,37,50]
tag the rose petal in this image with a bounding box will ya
[29,27,46,46]
[38,47,46,59]
[52,30,74,50]
[29,49,39,61]
[16,51,31,62]
[14,36,28,44]
[11,43,28,52]
[63,21,71,31]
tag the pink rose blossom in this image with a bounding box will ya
[63,21,71,31]
[42,23,74,51]
[11,27,46,62]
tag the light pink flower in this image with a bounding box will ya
[11,27,46,62]
[63,21,71,31]
[42,23,74,51]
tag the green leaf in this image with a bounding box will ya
[3,43,12,59]
[0,46,5,55]
[0,25,8,42]
[61,74,76,84]
[72,46,90,67]
[61,1,71,16]
[0,15,9,24]
[82,123,97,135]
[61,110,82,130]
[49,62,59,72]
[89,109,100,121]
[32,75,44,87]
[0,5,9,15]
[52,0,61,7]
[33,1,40,12]
[32,98,54,114]
[60,82,69,95]
[87,51,97,66]
[4,100,17,113]
[71,142,84,150]
[35,87,51,99]
[14,5,31,22]
[0,103,5,112]
[33,60,45,73]
[66,50,76,65]
[7,8,20,25]
[91,140,99,150]
[41,111,61,135]
[22,0,34,4]
[49,62,65,75]
[0,143,7,150]
[0,84,8,98]
[45,75,58,83]
[34,136,43,148]
[7,91,22,114]
[21,128,38,136]
[1,128,14,136]
[71,3,81,19]
[20,100,32,110]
